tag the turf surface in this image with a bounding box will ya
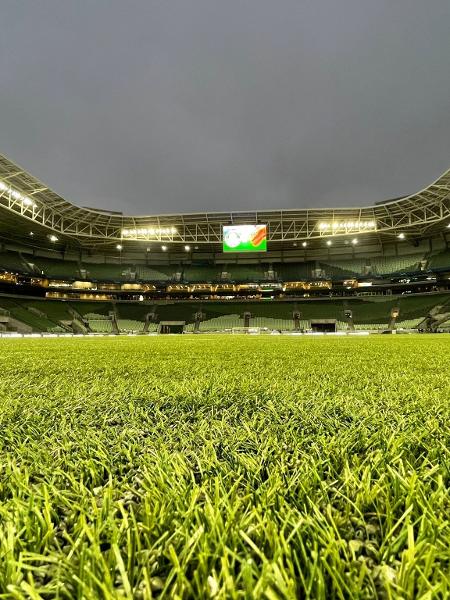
[0,335,449,599]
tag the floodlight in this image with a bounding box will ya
[398,233,405,240]
[116,244,123,250]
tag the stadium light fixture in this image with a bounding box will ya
[184,245,191,251]
[0,180,36,208]
[398,233,405,240]
[122,227,177,238]
[352,238,358,245]
[318,220,376,232]
[161,245,168,251]
[116,244,123,251]
[29,231,34,237]
[447,223,450,228]
[302,241,307,247]
[49,235,58,242]
[326,240,332,246]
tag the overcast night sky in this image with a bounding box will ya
[2,0,450,215]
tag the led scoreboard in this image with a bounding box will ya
[222,224,267,253]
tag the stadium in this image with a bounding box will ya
[2,1,450,596]
[1,150,450,597]
[1,153,450,336]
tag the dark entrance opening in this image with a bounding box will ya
[158,321,185,334]
[310,320,336,333]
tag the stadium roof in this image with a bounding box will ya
[0,153,449,253]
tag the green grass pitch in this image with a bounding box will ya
[0,335,449,599]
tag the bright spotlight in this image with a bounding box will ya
[116,244,123,250]
[398,233,405,240]
[161,245,167,251]
[49,235,58,242]
[302,241,307,247]
[326,240,332,246]
[184,245,191,251]
[352,238,358,245]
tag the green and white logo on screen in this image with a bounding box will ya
[222,224,267,253]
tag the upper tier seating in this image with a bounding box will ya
[225,264,265,281]
[0,245,448,283]
[0,251,32,274]
[369,254,425,275]
[30,257,80,279]
[183,265,221,282]
[135,265,174,281]
[428,249,450,270]
[81,263,133,281]
[276,262,314,280]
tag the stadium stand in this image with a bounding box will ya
[89,319,114,333]
[117,319,145,333]
[0,245,448,283]
[370,254,426,275]
[69,302,112,317]
[81,263,134,281]
[225,264,265,281]
[0,153,449,336]
[0,251,32,274]
[30,257,80,279]
[199,315,241,331]
[428,249,450,270]
[183,265,220,282]
[0,297,64,332]
[135,265,173,281]
[252,317,295,330]
[276,263,313,280]
[0,292,449,333]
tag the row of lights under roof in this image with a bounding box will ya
[114,235,412,251]
[294,238,359,247]
[116,244,192,252]
[29,224,450,248]
[0,181,37,207]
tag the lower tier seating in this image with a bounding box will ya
[1,292,449,333]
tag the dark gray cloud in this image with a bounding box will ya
[2,0,450,215]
